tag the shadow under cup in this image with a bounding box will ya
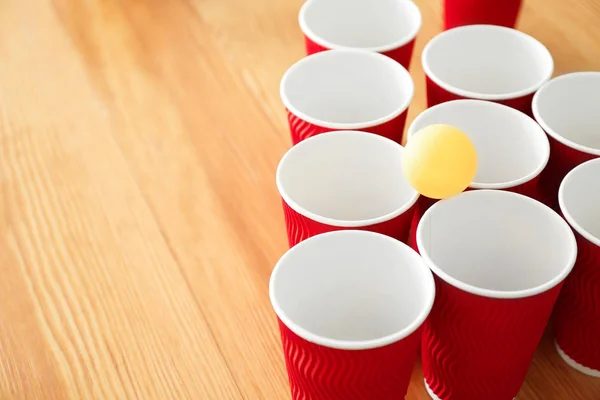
[270,230,435,400]
[417,190,576,400]
[276,130,418,247]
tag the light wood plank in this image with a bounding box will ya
[0,1,241,399]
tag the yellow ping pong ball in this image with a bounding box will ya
[402,124,478,200]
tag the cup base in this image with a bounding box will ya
[555,341,600,378]
[424,379,516,399]
[424,380,441,400]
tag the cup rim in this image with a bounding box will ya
[416,190,577,299]
[421,25,554,101]
[280,49,415,130]
[532,71,600,157]
[407,99,550,189]
[276,130,420,227]
[269,230,436,350]
[558,158,600,247]
[299,0,422,53]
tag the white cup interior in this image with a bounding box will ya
[417,190,576,298]
[407,100,549,188]
[270,230,435,349]
[277,131,418,226]
[533,72,600,155]
[422,25,553,99]
[559,158,600,246]
[280,50,414,129]
[300,0,421,51]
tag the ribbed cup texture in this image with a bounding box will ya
[553,230,600,372]
[422,276,562,400]
[286,109,407,145]
[278,319,421,400]
[282,199,415,247]
[425,76,535,117]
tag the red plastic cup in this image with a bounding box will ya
[299,0,422,69]
[553,158,600,377]
[533,72,600,211]
[280,49,414,145]
[276,130,419,247]
[406,100,550,252]
[443,0,522,30]
[270,230,436,400]
[416,190,577,400]
[422,25,553,116]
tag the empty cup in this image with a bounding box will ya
[422,25,553,116]
[276,130,419,247]
[299,0,422,68]
[280,49,414,145]
[554,158,600,377]
[533,72,600,210]
[417,190,577,400]
[270,230,435,400]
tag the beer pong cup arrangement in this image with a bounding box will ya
[299,0,421,68]
[443,0,522,30]
[280,49,414,144]
[276,130,418,247]
[416,190,576,399]
[271,1,600,399]
[422,25,553,115]
[269,230,435,399]
[553,158,600,377]
[533,72,600,210]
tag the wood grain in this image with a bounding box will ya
[0,0,598,398]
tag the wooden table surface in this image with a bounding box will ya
[1,0,599,399]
